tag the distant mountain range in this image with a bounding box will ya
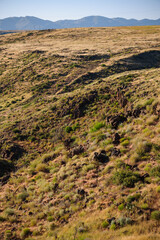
[0,16,160,30]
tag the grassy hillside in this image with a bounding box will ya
[0,26,160,240]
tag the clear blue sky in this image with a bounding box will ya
[0,0,160,20]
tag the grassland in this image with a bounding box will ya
[0,26,160,240]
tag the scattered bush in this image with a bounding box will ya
[113,170,140,188]
[17,191,29,201]
[5,208,15,216]
[151,211,160,221]
[0,215,5,221]
[102,220,109,228]
[141,203,149,210]
[150,166,160,177]
[156,186,160,193]
[36,163,48,172]
[20,228,31,239]
[65,126,72,133]
[4,230,12,240]
[136,141,152,157]
[90,122,105,132]
[118,203,124,211]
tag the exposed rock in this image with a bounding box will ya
[111,148,121,156]
[63,138,74,149]
[152,102,160,116]
[107,114,127,129]
[140,173,150,183]
[93,150,109,163]
[77,189,86,196]
[70,145,84,157]
[132,108,141,118]
[113,133,121,145]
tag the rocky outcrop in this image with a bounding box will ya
[107,114,127,129]
[113,133,121,145]
[93,150,109,163]
[70,145,84,157]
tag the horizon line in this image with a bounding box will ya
[1,15,160,22]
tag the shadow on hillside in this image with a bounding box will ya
[122,50,160,69]
[70,50,160,88]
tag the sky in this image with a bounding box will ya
[0,0,160,21]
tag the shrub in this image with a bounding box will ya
[50,222,57,230]
[90,122,105,132]
[136,141,152,157]
[65,126,72,133]
[36,163,48,172]
[156,186,160,193]
[47,216,54,222]
[150,166,160,177]
[117,217,132,227]
[102,220,109,228]
[20,228,31,239]
[17,191,29,201]
[113,170,140,188]
[127,193,141,203]
[151,211,160,221]
[118,203,124,211]
[0,215,5,221]
[121,140,129,147]
[5,208,15,216]
[141,203,149,210]
[110,223,116,230]
[4,230,12,240]
[144,98,154,106]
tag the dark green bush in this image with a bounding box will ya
[113,170,140,188]
[150,166,160,177]
[17,191,29,201]
[127,193,141,203]
[151,211,160,221]
[20,228,31,239]
[65,126,73,133]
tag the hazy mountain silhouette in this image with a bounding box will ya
[0,16,160,30]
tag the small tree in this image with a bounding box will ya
[151,211,160,227]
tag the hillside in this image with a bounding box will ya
[0,26,160,240]
[0,16,160,30]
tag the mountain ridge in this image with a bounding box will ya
[0,15,160,30]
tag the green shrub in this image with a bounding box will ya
[17,191,29,201]
[110,223,116,230]
[4,230,12,240]
[156,186,160,193]
[117,217,132,227]
[144,98,154,106]
[121,139,129,146]
[118,203,124,211]
[102,220,109,228]
[151,211,160,221]
[127,193,141,203]
[65,126,72,133]
[136,141,152,156]
[113,170,140,188]
[90,122,105,132]
[20,228,31,239]
[47,216,54,222]
[36,163,48,172]
[150,166,160,177]
[141,203,149,210]
[5,208,15,216]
